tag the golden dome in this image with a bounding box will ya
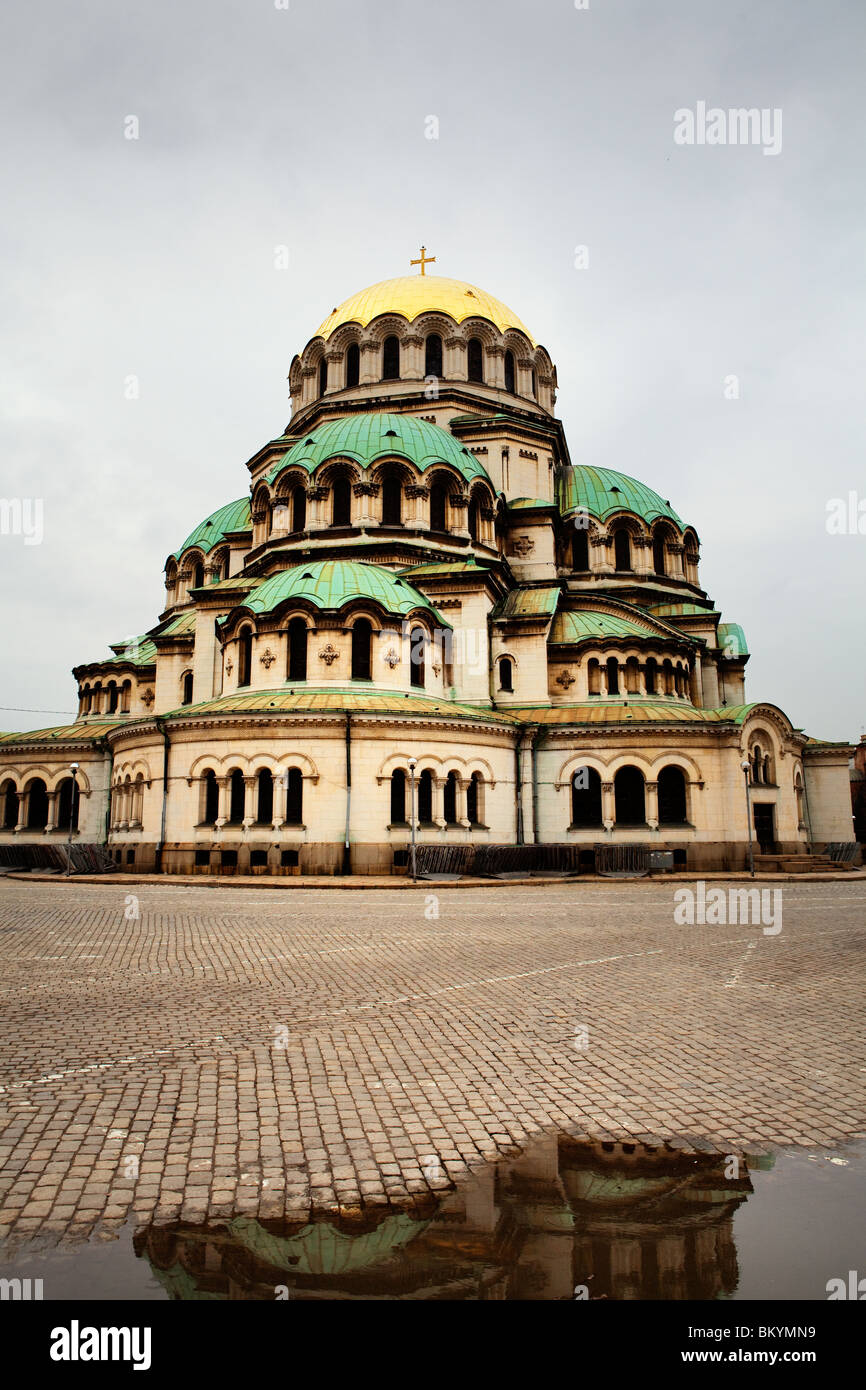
[314,274,535,346]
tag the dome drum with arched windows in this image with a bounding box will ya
[0,262,854,875]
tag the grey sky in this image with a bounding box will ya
[1,0,863,739]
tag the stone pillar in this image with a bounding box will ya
[689,653,703,708]
[402,333,424,380]
[324,350,342,393]
[359,341,379,386]
[645,781,659,830]
[480,505,495,546]
[445,335,466,380]
[485,344,505,388]
[306,484,329,529]
[405,484,429,527]
[215,777,229,830]
[701,657,721,709]
[668,541,686,579]
[300,366,317,408]
[242,776,256,829]
[353,481,379,526]
[592,535,614,574]
[450,493,470,538]
[44,791,59,834]
[432,778,446,829]
[273,771,286,830]
[632,534,654,576]
[457,778,470,829]
[601,781,614,832]
[517,357,533,398]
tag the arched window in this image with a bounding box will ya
[256,768,273,824]
[181,671,194,706]
[430,480,448,532]
[499,657,513,692]
[531,367,537,398]
[390,769,406,824]
[26,778,49,830]
[382,475,402,526]
[625,657,641,694]
[228,769,246,824]
[606,657,619,695]
[571,530,589,570]
[467,495,478,541]
[504,350,516,393]
[425,333,443,378]
[614,766,646,825]
[285,767,303,824]
[318,358,328,396]
[56,778,79,831]
[107,681,119,714]
[571,766,602,827]
[288,618,307,682]
[120,681,131,713]
[645,657,658,695]
[292,485,306,533]
[587,658,601,696]
[345,343,360,389]
[382,335,400,380]
[202,770,219,826]
[467,337,484,383]
[332,477,351,527]
[613,529,631,571]
[467,772,483,825]
[418,769,433,822]
[2,780,17,829]
[763,753,774,785]
[662,659,675,696]
[193,560,204,589]
[795,773,805,825]
[653,532,667,576]
[351,619,372,680]
[410,627,425,688]
[238,629,253,687]
[443,770,458,824]
[658,766,687,825]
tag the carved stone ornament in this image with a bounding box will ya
[383,647,400,669]
[225,659,233,676]
[142,688,155,707]
[555,670,575,689]
[319,644,340,666]
[260,648,276,669]
[512,536,535,556]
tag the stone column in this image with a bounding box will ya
[480,505,495,546]
[44,791,59,834]
[242,776,256,829]
[432,778,446,830]
[306,484,329,529]
[645,781,659,830]
[273,771,286,830]
[359,341,379,386]
[668,541,686,579]
[402,333,424,380]
[485,344,505,388]
[457,778,470,829]
[445,335,466,380]
[215,777,229,831]
[449,493,470,538]
[592,535,614,574]
[517,357,533,398]
[405,484,429,527]
[353,481,379,526]
[701,657,721,709]
[601,781,615,832]
[300,366,317,408]
[632,534,654,576]
[324,350,342,393]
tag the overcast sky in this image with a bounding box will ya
[1,0,863,740]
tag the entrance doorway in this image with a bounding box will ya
[753,803,776,854]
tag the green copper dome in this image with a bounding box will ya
[558,466,683,526]
[173,497,252,559]
[265,412,491,487]
[235,559,450,625]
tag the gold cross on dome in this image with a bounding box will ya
[410,245,436,275]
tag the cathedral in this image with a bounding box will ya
[0,258,855,874]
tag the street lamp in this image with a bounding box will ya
[66,762,79,876]
[740,758,755,879]
[408,757,417,883]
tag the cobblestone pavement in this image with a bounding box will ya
[0,879,864,1246]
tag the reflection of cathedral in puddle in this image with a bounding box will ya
[134,1136,765,1300]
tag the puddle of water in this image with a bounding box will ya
[2,1136,865,1300]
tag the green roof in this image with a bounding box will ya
[264,412,491,487]
[491,585,561,619]
[507,497,555,511]
[505,702,745,726]
[230,560,451,626]
[0,721,123,745]
[104,636,157,666]
[718,622,749,657]
[550,609,678,645]
[558,466,683,526]
[173,497,251,559]
[649,603,716,618]
[397,558,492,579]
[164,688,517,724]
[154,613,196,639]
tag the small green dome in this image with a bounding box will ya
[173,497,251,559]
[559,466,683,527]
[237,559,450,625]
[265,412,491,487]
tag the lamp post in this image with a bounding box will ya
[741,758,755,879]
[408,757,417,883]
[66,762,79,877]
